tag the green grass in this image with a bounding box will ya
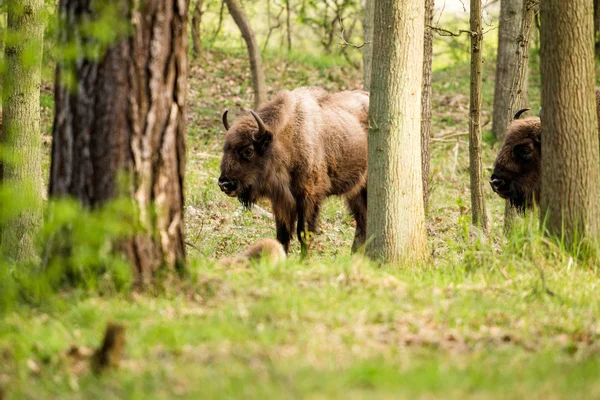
[2,43,600,399]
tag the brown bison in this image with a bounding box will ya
[490,89,600,210]
[218,87,369,254]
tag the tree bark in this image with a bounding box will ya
[502,0,538,233]
[362,0,373,90]
[540,0,600,240]
[492,0,524,143]
[421,0,434,211]
[1,0,45,263]
[594,0,600,54]
[50,0,188,281]
[366,0,427,263]
[224,0,267,109]
[469,0,489,231]
[285,0,292,52]
[192,0,205,59]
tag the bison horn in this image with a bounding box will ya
[513,108,531,120]
[249,110,267,137]
[222,110,230,131]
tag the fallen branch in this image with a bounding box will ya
[252,204,273,219]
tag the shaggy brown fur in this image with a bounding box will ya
[491,88,600,210]
[219,238,286,266]
[218,87,369,254]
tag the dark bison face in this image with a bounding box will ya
[490,117,542,210]
[218,110,273,208]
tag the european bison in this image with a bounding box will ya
[490,89,600,210]
[218,87,369,254]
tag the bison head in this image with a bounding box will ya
[490,109,542,211]
[218,110,273,208]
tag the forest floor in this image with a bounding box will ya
[2,49,600,399]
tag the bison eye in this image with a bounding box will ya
[513,143,533,162]
[241,148,254,159]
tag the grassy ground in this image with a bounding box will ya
[2,48,600,399]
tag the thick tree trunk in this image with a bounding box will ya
[362,0,373,90]
[224,0,267,109]
[366,0,427,263]
[1,0,45,263]
[50,0,188,281]
[540,0,600,240]
[492,0,524,143]
[595,0,600,54]
[192,0,204,59]
[503,0,538,233]
[469,0,489,231]
[421,0,434,211]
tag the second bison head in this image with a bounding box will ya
[490,116,542,211]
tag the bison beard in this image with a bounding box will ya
[218,87,369,255]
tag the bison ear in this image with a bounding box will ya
[254,131,273,154]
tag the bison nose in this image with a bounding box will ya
[489,174,506,192]
[218,177,237,193]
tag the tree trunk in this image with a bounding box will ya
[224,0,267,109]
[362,0,373,90]
[492,0,524,143]
[49,0,188,282]
[192,0,204,59]
[366,0,427,263]
[286,0,292,52]
[540,0,600,240]
[469,0,489,231]
[503,0,538,233]
[595,0,600,54]
[1,0,45,263]
[421,0,434,211]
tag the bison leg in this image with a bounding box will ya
[276,218,293,254]
[296,196,321,258]
[347,188,367,253]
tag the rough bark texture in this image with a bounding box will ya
[224,0,267,108]
[286,0,292,52]
[421,0,434,211]
[540,0,600,240]
[492,0,524,142]
[192,0,205,58]
[469,0,489,231]
[366,0,427,263]
[503,0,538,233]
[362,0,373,91]
[595,0,600,53]
[50,0,187,281]
[1,0,45,262]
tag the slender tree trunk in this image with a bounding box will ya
[362,0,373,90]
[366,0,427,263]
[540,0,600,240]
[224,0,267,109]
[286,0,292,52]
[503,0,539,233]
[421,0,434,211]
[493,0,524,143]
[50,0,188,281]
[1,0,45,263]
[192,0,205,59]
[469,0,489,231]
